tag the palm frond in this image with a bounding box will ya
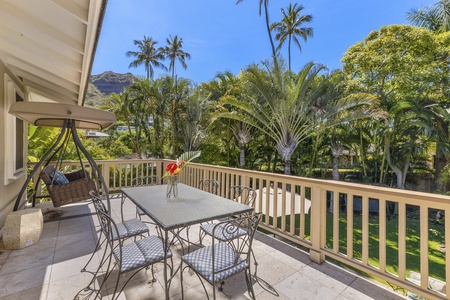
[178,150,201,163]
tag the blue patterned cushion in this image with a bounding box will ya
[114,235,172,272]
[53,170,69,184]
[112,218,148,240]
[182,242,248,282]
[201,223,246,241]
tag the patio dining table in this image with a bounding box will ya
[121,183,254,299]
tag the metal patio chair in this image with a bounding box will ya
[80,190,149,274]
[199,179,219,195]
[180,213,262,299]
[77,190,172,300]
[199,185,256,244]
[229,185,257,208]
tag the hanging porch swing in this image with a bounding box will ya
[8,102,116,211]
[36,121,98,207]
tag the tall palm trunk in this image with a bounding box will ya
[284,155,292,175]
[385,136,408,189]
[263,0,277,58]
[239,144,246,168]
[331,142,343,181]
[288,36,292,72]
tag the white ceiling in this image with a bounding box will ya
[0,0,107,106]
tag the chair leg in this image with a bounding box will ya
[81,230,104,273]
[146,265,157,283]
[77,247,114,300]
[111,266,122,300]
[245,269,256,300]
[218,281,225,292]
[180,262,186,300]
[112,268,143,300]
[95,251,115,298]
[251,248,259,277]
[198,228,205,245]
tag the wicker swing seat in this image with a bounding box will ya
[40,168,97,207]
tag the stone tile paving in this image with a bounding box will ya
[0,199,406,300]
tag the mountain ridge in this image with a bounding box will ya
[85,71,135,107]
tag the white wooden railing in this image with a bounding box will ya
[31,159,450,299]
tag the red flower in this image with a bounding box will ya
[165,162,178,174]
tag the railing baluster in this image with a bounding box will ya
[362,195,369,265]
[347,193,354,260]
[398,202,406,280]
[333,191,339,253]
[379,198,387,273]
[420,206,429,290]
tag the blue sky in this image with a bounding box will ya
[92,0,436,83]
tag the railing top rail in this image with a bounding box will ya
[28,159,450,204]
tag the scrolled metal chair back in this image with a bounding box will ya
[89,190,107,215]
[229,185,257,208]
[89,190,114,239]
[200,179,219,195]
[211,213,262,274]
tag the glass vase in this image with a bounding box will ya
[166,175,178,198]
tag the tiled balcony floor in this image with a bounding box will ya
[0,198,407,299]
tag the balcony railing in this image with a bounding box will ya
[30,159,450,300]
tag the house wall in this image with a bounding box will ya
[0,61,28,237]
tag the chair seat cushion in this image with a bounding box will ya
[182,242,248,282]
[113,218,149,240]
[136,207,145,216]
[200,223,247,241]
[114,235,172,272]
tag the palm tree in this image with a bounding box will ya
[220,61,378,175]
[270,3,313,72]
[104,91,142,156]
[164,35,191,79]
[219,60,326,175]
[149,76,173,158]
[309,71,383,180]
[126,78,154,158]
[236,0,276,58]
[232,122,252,168]
[406,0,450,32]
[384,99,437,189]
[126,36,167,80]
[181,90,205,152]
[167,77,192,157]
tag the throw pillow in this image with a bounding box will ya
[52,169,69,185]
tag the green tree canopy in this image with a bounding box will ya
[342,25,450,188]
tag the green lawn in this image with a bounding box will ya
[270,212,446,281]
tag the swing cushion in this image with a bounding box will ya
[42,166,69,185]
[53,170,69,185]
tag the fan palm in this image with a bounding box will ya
[220,61,378,175]
[232,122,252,168]
[270,3,313,72]
[219,60,326,175]
[126,36,167,80]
